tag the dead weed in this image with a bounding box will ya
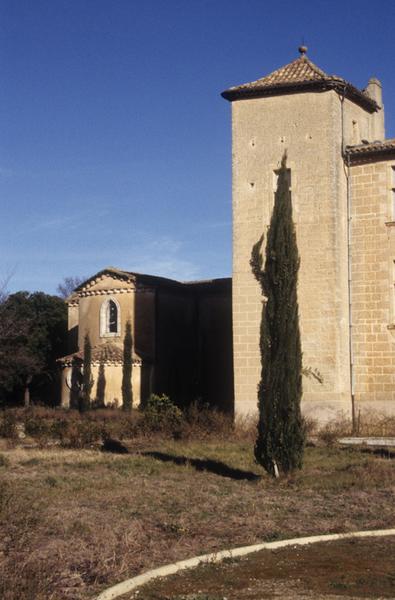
[0,441,394,600]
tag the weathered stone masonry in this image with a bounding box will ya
[223,48,395,422]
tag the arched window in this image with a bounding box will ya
[108,300,118,333]
[100,298,121,337]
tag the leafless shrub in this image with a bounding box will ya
[302,416,318,441]
[316,408,395,447]
[354,409,395,437]
[0,404,247,447]
[316,414,351,447]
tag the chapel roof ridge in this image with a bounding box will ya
[221,48,379,113]
[68,266,231,298]
[72,266,182,292]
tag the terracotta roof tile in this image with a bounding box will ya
[58,342,147,366]
[222,55,378,113]
[229,56,330,91]
[346,138,395,157]
[70,266,231,297]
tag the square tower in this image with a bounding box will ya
[222,48,384,422]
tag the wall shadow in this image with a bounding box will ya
[359,447,395,459]
[141,450,261,481]
[151,279,234,412]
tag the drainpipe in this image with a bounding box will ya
[346,152,356,432]
[341,88,356,432]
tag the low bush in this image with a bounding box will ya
[315,409,395,446]
[24,415,53,445]
[315,414,351,447]
[317,425,341,447]
[141,394,182,435]
[0,411,18,439]
[181,401,235,440]
[56,419,103,449]
[354,410,395,437]
[302,416,318,440]
[0,400,255,446]
[0,453,9,467]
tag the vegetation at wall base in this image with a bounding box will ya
[122,321,133,411]
[81,334,93,412]
[141,393,182,432]
[0,402,241,448]
[251,152,304,476]
[95,363,106,408]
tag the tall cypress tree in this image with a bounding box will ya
[96,362,106,408]
[122,320,133,411]
[81,333,93,412]
[251,152,304,476]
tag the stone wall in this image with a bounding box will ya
[230,88,383,422]
[231,91,351,420]
[351,158,395,414]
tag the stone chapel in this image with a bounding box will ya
[59,268,233,410]
[60,48,395,424]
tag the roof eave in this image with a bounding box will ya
[73,267,135,293]
[221,80,378,113]
[345,145,395,165]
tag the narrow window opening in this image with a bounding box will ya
[108,300,118,333]
[100,298,121,337]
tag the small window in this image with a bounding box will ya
[100,298,121,337]
[108,300,118,333]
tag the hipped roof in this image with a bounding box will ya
[222,54,378,113]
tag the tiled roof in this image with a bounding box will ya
[345,138,395,161]
[58,342,147,366]
[72,266,184,294]
[68,266,231,298]
[228,56,329,90]
[222,54,378,112]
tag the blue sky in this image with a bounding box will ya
[1,0,395,294]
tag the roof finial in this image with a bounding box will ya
[298,45,308,56]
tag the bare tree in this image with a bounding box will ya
[57,276,86,299]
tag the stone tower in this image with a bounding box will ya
[222,48,386,422]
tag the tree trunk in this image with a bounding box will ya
[24,376,33,406]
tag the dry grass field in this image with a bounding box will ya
[0,431,394,600]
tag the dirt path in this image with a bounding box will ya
[132,536,395,599]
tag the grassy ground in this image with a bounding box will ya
[133,537,395,599]
[0,439,394,600]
